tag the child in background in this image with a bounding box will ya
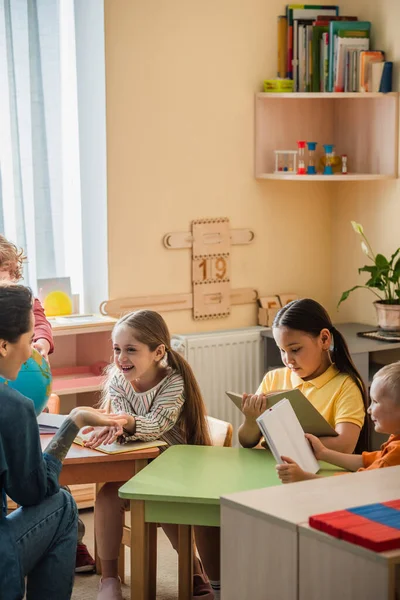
[84,310,220,600]
[0,235,53,361]
[239,298,367,453]
[0,234,95,573]
[277,361,400,483]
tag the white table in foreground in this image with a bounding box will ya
[221,466,400,600]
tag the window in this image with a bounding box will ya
[0,0,108,313]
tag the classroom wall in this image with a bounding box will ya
[331,0,400,325]
[104,0,332,333]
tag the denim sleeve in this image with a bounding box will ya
[0,387,62,506]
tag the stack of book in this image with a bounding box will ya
[277,5,392,93]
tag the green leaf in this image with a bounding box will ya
[375,253,390,269]
[390,248,400,265]
[395,289,400,299]
[337,286,362,307]
[358,266,377,275]
[393,256,400,277]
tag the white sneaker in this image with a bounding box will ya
[97,577,123,600]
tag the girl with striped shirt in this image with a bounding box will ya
[85,310,219,600]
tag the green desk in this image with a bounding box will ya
[119,445,339,600]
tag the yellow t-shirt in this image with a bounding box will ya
[256,364,365,429]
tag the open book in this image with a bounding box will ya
[37,412,167,454]
[74,430,167,454]
[225,389,338,437]
[256,398,320,474]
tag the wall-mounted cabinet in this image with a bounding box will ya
[255,92,399,181]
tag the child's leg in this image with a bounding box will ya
[194,525,220,581]
[8,488,78,600]
[195,526,220,598]
[161,523,202,575]
[162,524,215,598]
[95,481,127,579]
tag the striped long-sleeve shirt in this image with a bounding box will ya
[109,369,186,448]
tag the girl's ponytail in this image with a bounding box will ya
[330,326,367,409]
[168,348,212,446]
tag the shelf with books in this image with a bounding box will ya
[255,92,399,181]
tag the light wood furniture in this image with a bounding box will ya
[48,315,116,413]
[40,435,160,573]
[255,92,399,180]
[299,523,400,600]
[261,322,400,450]
[221,466,400,600]
[118,415,234,583]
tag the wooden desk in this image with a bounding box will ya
[221,466,400,600]
[40,435,159,572]
[261,322,400,449]
[40,435,160,486]
[118,445,339,600]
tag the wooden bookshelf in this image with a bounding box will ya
[49,315,116,412]
[255,92,399,180]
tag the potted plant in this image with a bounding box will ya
[338,221,400,332]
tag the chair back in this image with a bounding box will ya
[47,393,61,414]
[206,415,233,447]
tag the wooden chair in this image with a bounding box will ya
[47,393,61,414]
[118,415,233,582]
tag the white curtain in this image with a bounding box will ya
[0,0,83,301]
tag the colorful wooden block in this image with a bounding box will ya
[309,500,400,552]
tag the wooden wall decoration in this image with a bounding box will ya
[100,218,256,320]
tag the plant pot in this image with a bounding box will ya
[374,301,400,332]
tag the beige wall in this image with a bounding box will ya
[104,0,398,334]
[104,0,332,333]
[332,0,400,325]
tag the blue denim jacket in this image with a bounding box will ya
[0,384,62,599]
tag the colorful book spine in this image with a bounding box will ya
[277,16,288,77]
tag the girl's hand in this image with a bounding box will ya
[241,394,269,420]
[33,338,51,362]
[82,425,123,448]
[305,434,327,460]
[276,456,308,484]
[69,407,128,431]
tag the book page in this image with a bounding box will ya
[257,399,319,473]
[74,430,167,454]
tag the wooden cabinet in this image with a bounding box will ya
[221,467,400,600]
[255,92,399,181]
[49,315,117,509]
[49,315,116,414]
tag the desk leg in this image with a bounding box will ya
[148,523,157,600]
[130,499,149,600]
[178,525,193,600]
[134,458,149,475]
[94,483,104,574]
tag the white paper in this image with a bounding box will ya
[256,398,319,474]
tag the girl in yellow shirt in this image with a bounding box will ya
[238,298,367,453]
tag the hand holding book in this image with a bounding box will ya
[275,433,327,483]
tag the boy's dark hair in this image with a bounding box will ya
[273,298,369,450]
[373,362,400,404]
[0,235,26,281]
[0,282,33,343]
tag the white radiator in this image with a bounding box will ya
[171,327,267,443]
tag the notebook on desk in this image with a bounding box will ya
[37,413,167,454]
[256,398,320,474]
[73,432,167,455]
[225,389,338,437]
